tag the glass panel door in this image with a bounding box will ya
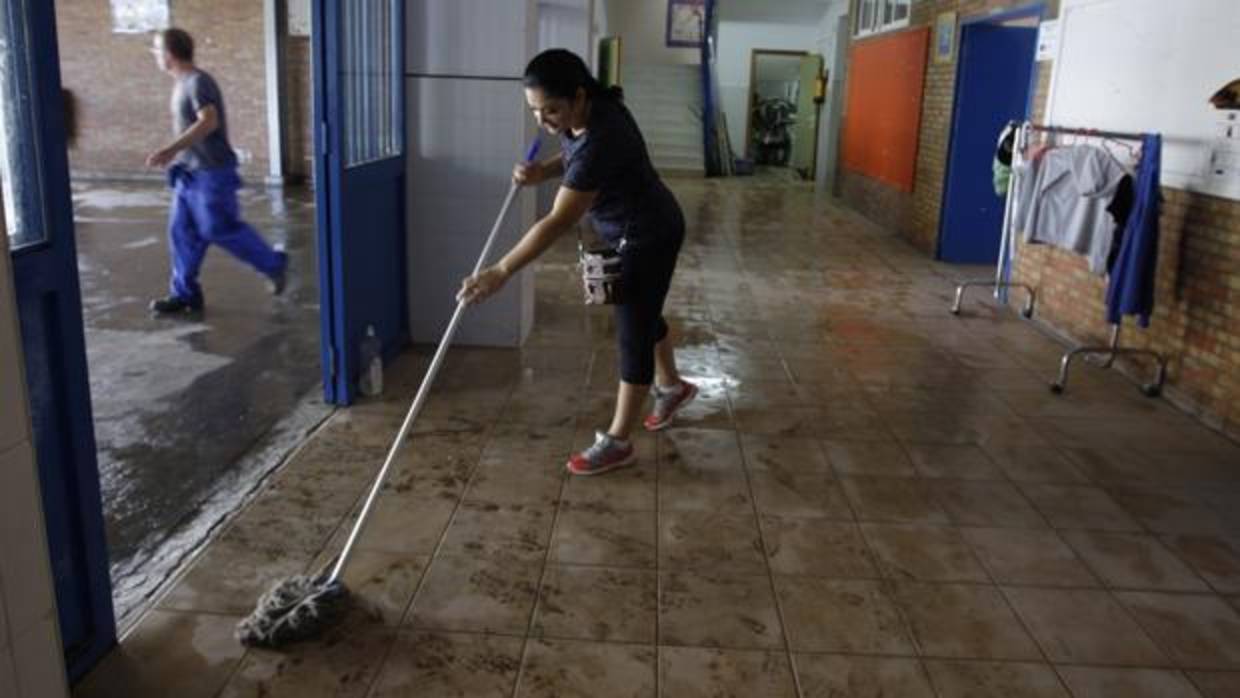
[0,0,48,250]
[343,0,402,168]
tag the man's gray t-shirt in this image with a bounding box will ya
[172,70,237,170]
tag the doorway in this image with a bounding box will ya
[746,49,823,172]
[937,5,1042,263]
[2,0,408,682]
[55,11,328,634]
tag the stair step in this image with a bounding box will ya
[630,112,700,128]
[649,144,703,160]
[644,132,702,147]
[625,63,701,73]
[623,61,705,177]
[654,160,705,175]
[625,81,702,94]
[624,91,701,106]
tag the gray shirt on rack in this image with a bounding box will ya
[1014,145,1128,274]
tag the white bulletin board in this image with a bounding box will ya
[1047,0,1240,200]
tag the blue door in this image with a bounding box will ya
[938,22,1038,264]
[2,0,116,680]
[314,0,408,404]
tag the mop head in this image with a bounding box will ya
[235,574,349,648]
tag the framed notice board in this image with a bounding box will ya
[841,28,930,192]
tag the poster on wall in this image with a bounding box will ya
[1035,20,1059,61]
[934,12,956,64]
[1204,111,1240,200]
[666,0,705,48]
[288,0,312,37]
[111,0,169,34]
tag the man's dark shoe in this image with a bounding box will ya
[269,250,289,296]
[149,295,203,315]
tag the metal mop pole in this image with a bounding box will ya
[326,138,541,585]
[994,125,1021,303]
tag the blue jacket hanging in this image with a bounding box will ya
[1105,134,1161,327]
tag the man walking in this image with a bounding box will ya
[146,28,287,314]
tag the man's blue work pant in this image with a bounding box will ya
[167,165,284,303]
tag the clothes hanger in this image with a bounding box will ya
[1106,137,1139,160]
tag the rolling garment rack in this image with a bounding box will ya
[951,121,1168,397]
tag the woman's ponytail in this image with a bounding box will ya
[524,49,622,102]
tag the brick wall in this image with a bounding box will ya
[1013,190,1240,439]
[56,1,313,181]
[837,0,1240,439]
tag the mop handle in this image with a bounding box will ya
[328,138,541,584]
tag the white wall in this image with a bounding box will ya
[0,209,70,698]
[591,0,608,55]
[536,0,591,216]
[539,0,591,60]
[1048,0,1240,200]
[716,20,819,157]
[814,0,850,190]
[606,0,699,67]
[405,0,539,347]
[813,0,849,70]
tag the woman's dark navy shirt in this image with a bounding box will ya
[559,97,685,250]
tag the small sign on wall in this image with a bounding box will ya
[111,0,168,34]
[288,0,312,37]
[666,0,705,48]
[1036,19,1059,61]
[934,12,957,64]
[1204,111,1240,200]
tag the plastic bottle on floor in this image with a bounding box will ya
[359,325,383,397]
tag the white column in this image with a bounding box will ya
[0,199,70,698]
[263,0,288,186]
[405,0,540,346]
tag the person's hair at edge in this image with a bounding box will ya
[523,49,623,102]
[160,28,195,63]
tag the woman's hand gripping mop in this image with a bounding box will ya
[235,138,542,648]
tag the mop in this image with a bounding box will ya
[236,138,541,648]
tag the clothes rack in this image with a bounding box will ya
[951,121,1168,398]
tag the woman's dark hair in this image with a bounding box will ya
[523,49,622,102]
[160,28,195,62]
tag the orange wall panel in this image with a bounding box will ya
[841,28,930,192]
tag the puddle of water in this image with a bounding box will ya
[74,188,169,211]
[121,236,161,250]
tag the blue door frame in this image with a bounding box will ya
[313,0,409,405]
[937,3,1043,264]
[699,0,720,175]
[5,0,116,681]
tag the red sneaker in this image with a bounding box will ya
[643,379,698,432]
[567,431,636,476]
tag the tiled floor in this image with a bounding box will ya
[75,174,1240,697]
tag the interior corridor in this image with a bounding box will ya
[74,174,1240,698]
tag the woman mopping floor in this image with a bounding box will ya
[236,48,695,648]
[458,49,698,475]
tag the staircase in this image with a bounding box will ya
[621,63,705,176]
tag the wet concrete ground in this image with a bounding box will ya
[72,179,326,624]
